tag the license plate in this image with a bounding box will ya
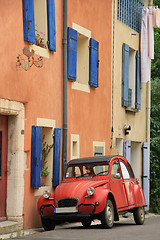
[54,207,78,214]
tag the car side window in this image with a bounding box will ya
[127,162,135,179]
[111,161,122,179]
[120,161,130,179]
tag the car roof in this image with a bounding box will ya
[68,155,120,165]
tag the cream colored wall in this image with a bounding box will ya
[111,0,150,162]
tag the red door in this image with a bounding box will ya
[120,160,135,207]
[110,160,128,210]
[0,115,8,221]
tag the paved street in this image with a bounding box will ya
[5,214,160,240]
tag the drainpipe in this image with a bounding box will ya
[62,0,68,177]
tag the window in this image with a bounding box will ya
[71,134,79,160]
[120,161,130,179]
[117,0,144,33]
[23,0,56,51]
[34,0,48,48]
[94,146,104,156]
[122,43,141,109]
[129,48,136,108]
[93,141,105,156]
[65,163,109,178]
[67,24,99,89]
[77,33,89,85]
[127,162,135,179]
[111,161,122,179]
[31,125,61,188]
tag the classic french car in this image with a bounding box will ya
[37,155,146,230]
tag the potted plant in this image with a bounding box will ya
[41,135,53,186]
[35,26,47,48]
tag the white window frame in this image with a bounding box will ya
[71,23,91,93]
[71,134,80,160]
[93,141,105,156]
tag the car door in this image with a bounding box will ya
[120,160,135,208]
[110,160,128,210]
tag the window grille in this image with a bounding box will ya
[117,0,144,33]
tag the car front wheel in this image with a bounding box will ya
[41,217,55,231]
[81,219,92,228]
[133,207,145,225]
[101,199,114,229]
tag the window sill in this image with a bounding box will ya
[125,107,139,113]
[29,44,50,59]
[72,82,90,93]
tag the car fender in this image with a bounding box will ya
[84,188,118,217]
[133,184,146,207]
[37,192,55,216]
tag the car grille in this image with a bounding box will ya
[57,198,78,208]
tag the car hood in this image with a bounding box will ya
[54,179,108,202]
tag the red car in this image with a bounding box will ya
[37,155,146,230]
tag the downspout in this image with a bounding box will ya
[62,0,68,177]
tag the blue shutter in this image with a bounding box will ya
[47,0,56,51]
[124,140,131,163]
[52,128,61,187]
[142,142,149,211]
[23,0,35,43]
[31,126,42,188]
[128,88,132,106]
[89,38,99,88]
[122,43,129,107]
[135,51,141,109]
[67,27,77,81]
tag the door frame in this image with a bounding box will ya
[0,116,8,221]
[0,99,25,226]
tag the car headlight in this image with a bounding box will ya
[43,190,50,199]
[87,187,95,196]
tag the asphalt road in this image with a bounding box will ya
[7,215,160,240]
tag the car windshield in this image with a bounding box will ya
[65,163,109,178]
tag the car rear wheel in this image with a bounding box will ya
[133,207,145,225]
[81,219,92,228]
[41,217,55,231]
[101,199,114,229]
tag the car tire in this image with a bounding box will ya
[101,199,114,229]
[41,217,55,231]
[81,219,92,228]
[133,207,145,225]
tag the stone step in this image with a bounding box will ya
[0,221,19,235]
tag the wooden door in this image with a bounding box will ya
[0,115,8,221]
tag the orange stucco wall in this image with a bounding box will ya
[67,0,112,158]
[0,0,112,229]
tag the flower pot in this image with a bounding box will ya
[41,175,47,186]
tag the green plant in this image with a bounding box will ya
[41,167,50,176]
[17,229,22,237]
[9,233,13,239]
[35,25,46,47]
[150,79,160,214]
[41,135,53,176]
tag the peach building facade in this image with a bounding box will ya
[0,0,112,229]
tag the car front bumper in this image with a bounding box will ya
[40,203,97,222]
